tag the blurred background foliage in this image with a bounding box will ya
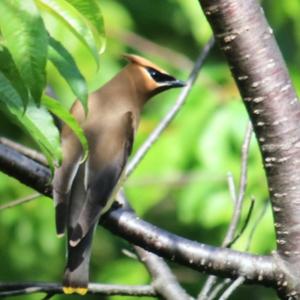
[1,0,299,299]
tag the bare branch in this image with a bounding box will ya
[198,123,253,299]
[126,37,215,176]
[199,0,300,296]
[118,192,192,300]
[226,197,255,248]
[0,143,279,287]
[218,277,245,300]
[223,122,253,246]
[134,246,192,300]
[0,143,52,195]
[245,200,269,251]
[227,172,237,203]
[198,276,218,300]
[0,282,156,297]
[207,279,231,300]
[122,249,138,260]
[0,137,47,166]
[0,193,41,211]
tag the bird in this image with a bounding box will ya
[52,53,185,295]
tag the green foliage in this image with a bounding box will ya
[0,0,48,105]
[0,0,106,169]
[48,36,88,111]
[0,71,61,169]
[42,95,88,162]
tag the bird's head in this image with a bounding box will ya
[123,54,185,100]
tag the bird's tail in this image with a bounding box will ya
[62,227,94,295]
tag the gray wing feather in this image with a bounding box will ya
[69,111,134,246]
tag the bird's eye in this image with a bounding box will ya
[147,67,161,81]
[146,67,175,83]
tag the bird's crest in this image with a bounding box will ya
[122,53,168,74]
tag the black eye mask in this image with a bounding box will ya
[146,67,176,83]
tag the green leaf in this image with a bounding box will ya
[0,0,48,105]
[0,71,61,171]
[67,0,106,54]
[0,44,29,107]
[48,36,88,111]
[36,0,100,66]
[42,95,88,162]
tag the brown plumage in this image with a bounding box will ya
[52,54,185,294]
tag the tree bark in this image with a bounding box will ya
[198,0,300,298]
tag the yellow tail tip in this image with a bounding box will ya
[63,286,88,295]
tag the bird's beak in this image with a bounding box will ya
[166,79,186,88]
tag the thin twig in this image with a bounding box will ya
[245,200,269,251]
[226,197,255,248]
[198,276,218,300]
[116,192,191,300]
[218,277,245,300]
[126,37,215,176]
[198,122,253,299]
[227,172,237,203]
[122,249,138,260]
[134,246,192,300]
[223,122,253,246]
[207,279,232,300]
[0,193,41,211]
[0,282,156,297]
[0,137,48,166]
[205,200,268,300]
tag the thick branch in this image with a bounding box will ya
[0,143,279,288]
[199,0,300,297]
[103,202,276,285]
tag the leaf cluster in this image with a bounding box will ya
[0,0,106,170]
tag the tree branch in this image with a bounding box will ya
[0,193,41,211]
[219,277,245,300]
[198,0,300,297]
[0,282,156,297]
[0,143,279,288]
[134,246,192,300]
[198,122,253,299]
[118,192,191,300]
[0,137,47,165]
[223,122,253,247]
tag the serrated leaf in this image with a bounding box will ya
[36,0,100,66]
[67,0,106,54]
[48,36,88,112]
[0,71,62,171]
[42,95,88,162]
[0,0,48,105]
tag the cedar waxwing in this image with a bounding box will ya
[52,54,185,295]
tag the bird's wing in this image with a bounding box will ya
[53,126,82,236]
[69,111,135,246]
